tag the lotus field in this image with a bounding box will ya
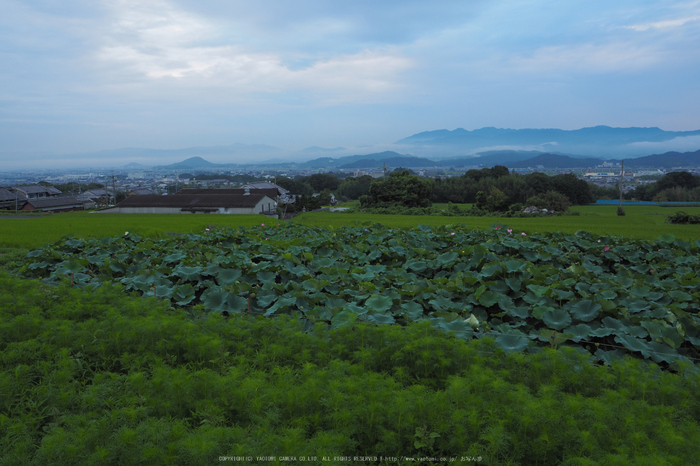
[18,222,700,368]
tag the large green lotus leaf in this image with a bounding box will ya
[365,295,393,313]
[657,234,676,243]
[364,313,395,325]
[172,284,196,305]
[489,280,511,294]
[324,297,347,310]
[163,252,187,264]
[477,290,500,308]
[201,288,232,313]
[121,275,154,292]
[429,295,456,311]
[532,305,554,320]
[401,302,424,321]
[216,268,242,285]
[601,316,629,333]
[497,295,515,312]
[86,253,109,265]
[480,263,502,278]
[669,290,692,302]
[172,265,203,281]
[631,286,650,298]
[264,296,296,316]
[551,289,575,301]
[436,251,459,268]
[647,291,665,302]
[55,259,85,274]
[405,260,428,273]
[505,277,522,292]
[345,302,368,316]
[28,261,49,271]
[331,310,357,329]
[256,271,276,283]
[351,270,375,281]
[527,285,550,297]
[538,329,571,345]
[595,348,627,365]
[569,300,601,322]
[438,319,474,340]
[255,291,278,309]
[495,334,530,352]
[72,273,92,284]
[647,341,681,364]
[582,261,603,275]
[542,309,572,330]
[598,290,617,300]
[508,306,530,319]
[26,249,45,258]
[64,239,85,250]
[305,306,333,321]
[314,257,336,268]
[504,260,526,273]
[564,323,593,342]
[615,334,652,357]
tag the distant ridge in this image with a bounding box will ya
[624,149,700,168]
[396,126,700,158]
[505,153,605,169]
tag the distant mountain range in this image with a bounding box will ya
[156,148,700,172]
[396,125,700,158]
[21,125,697,171]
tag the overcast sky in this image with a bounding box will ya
[1,0,699,163]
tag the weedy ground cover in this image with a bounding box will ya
[17,223,700,367]
[2,272,700,465]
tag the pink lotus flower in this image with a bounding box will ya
[604,246,610,251]
[521,232,527,236]
[451,232,455,236]
[495,225,501,230]
[507,229,512,234]
[650,269,654,274]
[261,223,265,227]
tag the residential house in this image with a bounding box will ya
[101,193,278,216]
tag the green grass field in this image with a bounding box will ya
[294,205,700,242]
[0,212,280,248]
[1,205,698,248]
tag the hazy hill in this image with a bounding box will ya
[396,126,700,158]
[623,149,700,168]
[505,153,605,169]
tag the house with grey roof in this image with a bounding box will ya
[101,192,277,216]
[13,185,62,199]
[21,196,89,213]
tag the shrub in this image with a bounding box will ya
[525,190,571,212]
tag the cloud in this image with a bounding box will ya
[508,41,663,73]
[625,16,700,31]
[95,0,414,103]
[627,135,700,153]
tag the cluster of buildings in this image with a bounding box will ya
[0,181,290,218]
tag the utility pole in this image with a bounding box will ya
[618,161,625,216]
[111,172,117,206]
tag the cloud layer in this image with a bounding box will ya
[1,0,699,162]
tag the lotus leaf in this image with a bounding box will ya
[542,309,572,330]
[495,334,530,352]
[568,300,601,322]
[365,295,394,313]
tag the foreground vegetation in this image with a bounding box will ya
[3,211,700,464]
[2,273,700,465]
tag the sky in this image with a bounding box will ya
[1,0,700,167]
